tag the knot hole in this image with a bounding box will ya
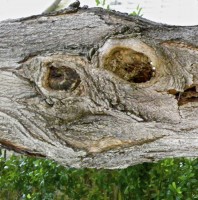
[103,47,155,83]
[47,65,81,91]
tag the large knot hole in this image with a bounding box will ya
[103,47,155,83]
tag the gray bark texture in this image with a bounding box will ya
[0,6,198,168]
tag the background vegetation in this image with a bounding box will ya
[0,150,197,200]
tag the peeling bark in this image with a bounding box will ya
[0,7,198,168]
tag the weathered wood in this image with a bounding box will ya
[0,7,198,168]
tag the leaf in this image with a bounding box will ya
[172,182,177,189]
[95,0,100,6]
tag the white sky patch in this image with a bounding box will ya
[0,0,53,21]
[0,0,198,25]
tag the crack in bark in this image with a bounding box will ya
[0,139,45,157]
[161,40,198,53]
[62,135,166,154]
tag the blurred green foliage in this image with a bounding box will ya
[0,152,197,200]
[95,0,143,15]
[95,0,106,6]
[129,5,143,16]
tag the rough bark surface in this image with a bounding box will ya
[0,7,198,168]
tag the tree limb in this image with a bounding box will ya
[0,8,197,168]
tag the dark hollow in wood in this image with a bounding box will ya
[176,86,198,106]
[48,66,81,91]
[103,47,155,83]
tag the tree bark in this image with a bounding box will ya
[0,7,198,168]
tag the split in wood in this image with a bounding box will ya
[171,86,198,106]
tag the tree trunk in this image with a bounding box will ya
[0,7,198,168]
